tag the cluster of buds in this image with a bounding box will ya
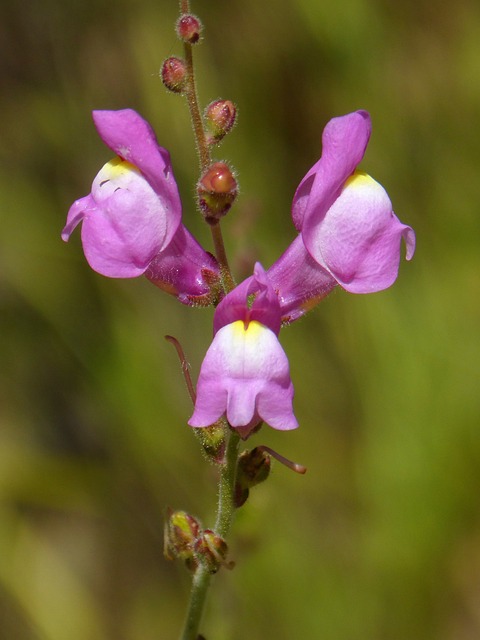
[161,11,239,226]
[164,509,233,574]
[160,15,205,93]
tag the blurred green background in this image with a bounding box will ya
[1,0,479,638]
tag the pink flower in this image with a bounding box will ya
[268,111,416,321]
[189,264,298,439]
[62,109,219,303]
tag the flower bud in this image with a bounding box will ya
[164,509,201,570]
[176,14,203,44]
[161,56,188,93]
[197,162,237,224]
[204,100,237,145]
[194,529,233,574]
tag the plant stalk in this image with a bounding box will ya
[180,429,240,639]
[180,0,235,292]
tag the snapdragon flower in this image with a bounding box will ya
[268,110,416,322]
[189,264,298,439]
[62,109,219,304]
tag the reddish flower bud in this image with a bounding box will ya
[161,56,187,93]
[197,162,237,224]
[176,14,203,44]
[204,100,237,145]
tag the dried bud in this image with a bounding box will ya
[197,162,237,224]
[204,100,237,145]
[234,447,271,507]
[176,14,203,44]
[161,56,187,93]
[194,529,234,574]
[164,509,201,569]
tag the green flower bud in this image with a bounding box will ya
[164,509,201,570]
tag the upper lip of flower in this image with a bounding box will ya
[61,109,183,278]
[213,263,282,336]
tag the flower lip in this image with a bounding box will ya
[188,319,298,436]
[189,263,297,436]
[62,155,176,277]
[292,110,372,232]
[92,109,182,243]
[62,109,184,279]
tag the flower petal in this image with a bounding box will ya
[292,110,371,231]
[304,172,416,293]
[68,158,173,277]
[189,320,297,434]
[267,234,338,323]
[213,263,281,335]
[62,195,95,241]
[92,109,181,247]
[145,223,221,304]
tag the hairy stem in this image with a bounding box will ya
[180,429,240,640]
[179,0,234,292]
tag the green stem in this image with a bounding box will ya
[180,429,241,640]
[215,429,241,537]
[180,565,212,640]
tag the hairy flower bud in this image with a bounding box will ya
[161,56,188,93]
[197,162,237,224]
[204,100,237,145]
[176,13,203,44]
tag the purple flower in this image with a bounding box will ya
[189,264,298,439]
[268,110,416,321]
[62,109,219,303]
